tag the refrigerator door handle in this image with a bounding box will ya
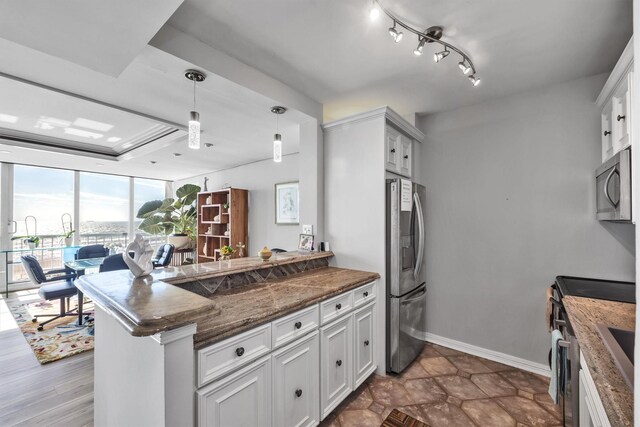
[400,284,427,304]
[413,191,425,280]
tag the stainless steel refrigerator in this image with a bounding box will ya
[386,179,427,373]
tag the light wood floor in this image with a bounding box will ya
[0,291,94,427]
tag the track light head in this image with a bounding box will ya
[468,75,481,87]
[433,48,450,63]
[388,22,403,43]
[413,37,426,56]
[458,60,472,75]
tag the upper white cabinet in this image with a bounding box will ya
[385,125,414,178]
[596,37,634,162]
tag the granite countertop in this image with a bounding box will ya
[192,266,379,349]
[76,251,379,347]
[563,296,634,427]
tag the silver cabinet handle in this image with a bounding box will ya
[603,167,619,208]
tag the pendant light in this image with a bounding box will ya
[185,70,206,149]
[271,106,287,163]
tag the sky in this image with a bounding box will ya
[13,164,165,235]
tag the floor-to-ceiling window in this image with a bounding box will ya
[133,177,166,235]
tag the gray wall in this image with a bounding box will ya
[173,153,301,255]
[417,73,635,365]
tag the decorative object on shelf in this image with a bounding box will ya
[298,234,314,251]
[136,183,201,249]
[237,242,246,258]
[258,246,272,261]
[223,201,229,210]
[318,241,331,252]
[224,224,230,237]
[122,234,154,278]
[185,69,206,149]
[214,215,220,222]
[369,0,480,87]
[271,106,287,162]
[206,195,212,205]
[206,226,212,235]
[203,176,209,191]
[202,241,208,256]
[275,181,299,224]
[220,245,235,261]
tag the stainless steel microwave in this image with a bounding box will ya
[596,147,631,221]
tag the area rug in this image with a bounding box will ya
[7,295,94,364]
[381,409,427,427]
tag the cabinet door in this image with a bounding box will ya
[385,127,400,173]
[400,136,412,178]
[601,106,613,161]
[353,303,376,388]
[197,355,272,427]
[320,315,353,419]
[272,331,320,427]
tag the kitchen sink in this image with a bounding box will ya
[596,324,634,389]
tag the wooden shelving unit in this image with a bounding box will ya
[196,188,248,263]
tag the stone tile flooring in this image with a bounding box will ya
[320,342,561,427]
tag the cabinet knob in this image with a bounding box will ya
[295,388,303,398]
[294,321,302,329]
[404,155,409,159]
[390,148,396,153]
[235,347,245,357]
[617,115,626,122]
[364,340,370,346]
[604,130,612,136]
[363,291,369,297]
[336,359,343,367]
[336,303,342,310]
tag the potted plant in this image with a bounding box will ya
[63,230,75,247]
[12,235,40,249]
[136,183,201,249]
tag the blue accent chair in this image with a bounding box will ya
[75,244,109,260]
[152,244,175,268]
[99,254,130,273]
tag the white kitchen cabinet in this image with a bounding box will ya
[272,331,320,427]
[320,314,353,419]
[197,355,272,427]
[596,37,633,162]
[578,352,611,427]
[400,134,412,177]
[385,126,400,173]
[353,302,376,388]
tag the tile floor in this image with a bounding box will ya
[320,342,561,427]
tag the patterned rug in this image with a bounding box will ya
[382,409,427,427]
[7,294,94,364]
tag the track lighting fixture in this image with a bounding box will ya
[185,70,206,149]
[271,106,287,163]
[369,0,380,21]
[458,60,472,75]
[413,37,426,56]
[388,21,403,43]
[371,0,479,87]
[433,48,449,63]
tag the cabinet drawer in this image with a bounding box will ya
[353,303,376,388]
[320,291,354,325]
[197,355,272,427]
[353,282,376,308]
[272,331,320,427]
[272,305,319,350]
[197,323,271,387]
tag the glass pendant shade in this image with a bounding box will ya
[273,133,282,162]
[188,111,200,149]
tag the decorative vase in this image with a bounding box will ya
[259,246,272,261]
[202,241,208,256]
[122,234,154,278]
[220,254,230,261]
[64,237,73,247]
[168,234,190,249]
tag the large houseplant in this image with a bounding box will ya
[136,183,201,249]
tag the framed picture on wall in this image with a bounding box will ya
[275,181,299,224]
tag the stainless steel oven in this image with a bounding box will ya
[596,147,631,221]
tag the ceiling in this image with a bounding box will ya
[0,0,633,180]
[168,0,633,121]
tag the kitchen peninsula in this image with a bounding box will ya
[76,251,380,427]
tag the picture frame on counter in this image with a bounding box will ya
[275,181,299,224]
[298,234,314,251]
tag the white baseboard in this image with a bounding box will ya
[423,332,551,378]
